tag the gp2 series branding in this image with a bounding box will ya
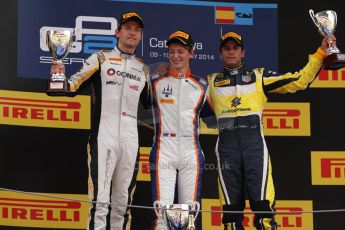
[40,16,117,65]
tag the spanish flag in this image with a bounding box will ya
[215,6,235,24]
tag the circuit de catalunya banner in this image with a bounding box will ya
[18,0,278,80]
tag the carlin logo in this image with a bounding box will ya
[0,90,90,129]
[310,68,345,88]
[0,191,89,229]
[137,147,151,182]
[202,199,313,229]
[262,103,310,136]
[311,151,345,185]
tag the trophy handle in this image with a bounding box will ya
[153,201,162,219]
[191,201,200,220]
[187,214,196,230]
[309,9,318,26]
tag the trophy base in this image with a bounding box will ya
[323,53,345,70]
[47,80,70,96]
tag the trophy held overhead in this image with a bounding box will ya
[309,9,345,70]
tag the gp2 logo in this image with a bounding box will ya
[40,16,117,54]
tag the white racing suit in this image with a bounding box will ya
[149,69,208,230]
[68,46,149,230]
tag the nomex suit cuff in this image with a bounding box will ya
[313,47,327,61]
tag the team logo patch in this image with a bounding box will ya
[107,68,115,76]
[215,79,230,87]
[162,85,173,97]
[242,74,252,82]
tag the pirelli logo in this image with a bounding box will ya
[310,69,345,88]
[137,147,151,182]
[169,31,189,39]
[202,199,313,229]
[262,103,310,136]
[160,98,175,104]
[311,151,345,185]
[0,191,89,229]
[0,90,90,129]
[108,57,121,62]
[214,79,230,87]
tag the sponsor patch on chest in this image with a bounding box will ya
[160,98,175,104]
[215,79,230,87]
[241,74,252,82]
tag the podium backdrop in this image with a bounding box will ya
[1,0,344,229]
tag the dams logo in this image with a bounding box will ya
[0,191,89,229]
[200,102,310,136]
[0,90,90,129]
[262,103,310,136]
[311,151,345,185]
[310,69,345,88]
[136,147,151,182]
[202,199,313,229]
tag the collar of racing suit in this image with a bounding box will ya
[223,62,245,76]
[168,68,191,79]
[114,44,136,59]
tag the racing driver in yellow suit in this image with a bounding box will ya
[206,31,336,230]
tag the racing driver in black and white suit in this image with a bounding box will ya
[51,12,149,230]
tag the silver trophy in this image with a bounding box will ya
[45,29,74,95]
[153,201,200,230]
[309,9,345,70]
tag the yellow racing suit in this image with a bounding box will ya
[206,48,326,230]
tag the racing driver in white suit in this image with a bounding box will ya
[51,12,149,230]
